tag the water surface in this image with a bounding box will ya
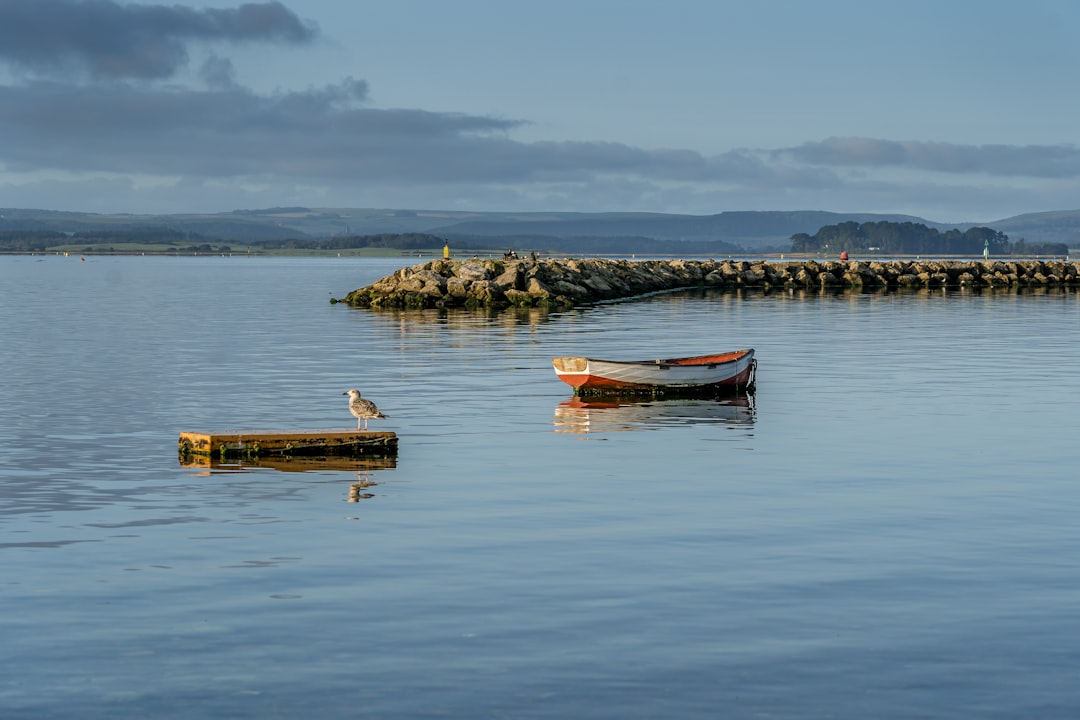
[2,256,1079,719]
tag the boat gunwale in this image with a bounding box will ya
[553,349,753,372]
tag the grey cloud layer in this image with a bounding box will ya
[0,0,1075,219]
[2,73,1071,187]
[0,0,315,79]
[0,78,816,186]
[784,138,1080,178]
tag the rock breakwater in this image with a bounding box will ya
[338,258,1080,309]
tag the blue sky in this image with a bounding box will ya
[2,0,1079,221]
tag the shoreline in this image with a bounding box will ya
[3,248,1073,261]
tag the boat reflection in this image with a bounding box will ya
[553,394,756,435]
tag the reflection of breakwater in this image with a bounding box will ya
[339,258,1080,309]
[554,394,756,435]
[358,304,554,331]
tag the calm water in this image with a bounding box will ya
[2,255,1079,719]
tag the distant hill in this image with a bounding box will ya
[0,208,301,241]
[2,206,1077,252]
[985,210,1080,247]
[428,210,947,251]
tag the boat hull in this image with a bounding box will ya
[552,349,755,395]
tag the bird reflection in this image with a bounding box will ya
[348,471,378,502]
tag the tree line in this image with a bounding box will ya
[256,233,454,251]
[0,228,205,252]
[441,234,743,256]
[3,222,1069,257]
[0,229,457,253]
[790,221,1068,256]
[0,228,739,256]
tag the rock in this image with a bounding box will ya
[526,276,553,299]
[740,265,766,284]
[504,288,533,306]
[794,267,817,286]
[455,261,493,281]
[466,279,498,302]
[494,265,524,291]
[818,271,841,287]
[446,276,470,298]
[549,279,590,299]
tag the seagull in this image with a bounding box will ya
[343,389,387,430]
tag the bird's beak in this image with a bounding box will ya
[342,392,348,395]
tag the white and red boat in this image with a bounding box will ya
[552,349,756,395]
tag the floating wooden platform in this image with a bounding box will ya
[178,429,398,460]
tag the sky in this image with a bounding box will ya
[2,0,1080,222]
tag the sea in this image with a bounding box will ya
[2,254,1079,719]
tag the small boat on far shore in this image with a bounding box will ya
[552,349,756,396]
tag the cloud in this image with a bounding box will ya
[1,58,1073,220]
[0,0,316,80]
[0,80,518,177]
[4,65,1067,220]
[782,137,1080,178]
[0,1,1075,221]
[0,74,850,197]
[0,74,754,183]
[199,55,239,90]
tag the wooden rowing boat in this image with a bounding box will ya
[552,349,756,395]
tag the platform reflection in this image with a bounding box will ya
[180,455,398,474]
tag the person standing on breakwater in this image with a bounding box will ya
[443,242,450,260]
